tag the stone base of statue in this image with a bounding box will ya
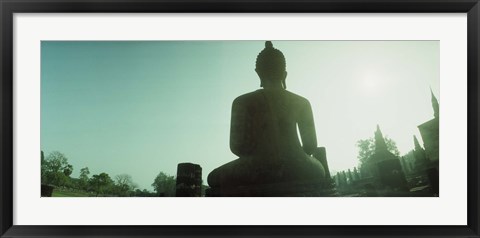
[206,146,337,197]
[206,179,337,197]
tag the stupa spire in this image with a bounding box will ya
[413,135,422,151]
[374,125,388,152]
[430,88,439,118]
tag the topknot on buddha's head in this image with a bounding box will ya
[255,41,286,78]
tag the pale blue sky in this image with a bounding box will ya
[41,41,439,190]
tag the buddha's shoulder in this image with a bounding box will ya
[233,90,264,103]
[284,91,311,105]
[233,89,311,105]
[284,90,308,101]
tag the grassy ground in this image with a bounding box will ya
[52,189,91,197]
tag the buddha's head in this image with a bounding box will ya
[255,41,287,89]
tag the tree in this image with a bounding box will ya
[89,172,114,196]
[133,189,156,197]
[151,172,176,197]
[63,164,73,177]
[356,136,400,166]
[400,150,416,174]
[80,167,90,180]
[41,151,47,183]
[114,174,137,196]
[41,151,74,187]
[78,167,90,190]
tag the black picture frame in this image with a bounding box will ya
[1,0,479,237]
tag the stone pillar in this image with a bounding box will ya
[41,184,54,197]
[176,163,202,197]
[313,147,331,178]
[426,167,439,196]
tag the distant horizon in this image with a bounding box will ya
[41,41,439,191]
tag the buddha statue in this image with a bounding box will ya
[207,41,326,191]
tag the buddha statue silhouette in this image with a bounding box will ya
[207,41,326,191]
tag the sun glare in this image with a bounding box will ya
[359,70,384,95]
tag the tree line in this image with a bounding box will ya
[41,150,176,197]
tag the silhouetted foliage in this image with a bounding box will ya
[41,151,74,187]
[41,151,151,197]
[114,174,137,196]
[41,151,47,182]
[89,172,114,196]
[132,189,156,197]
[152,172,176,197]
[78,167,90,190]
[356,137,400,166]
[401,150,415,172]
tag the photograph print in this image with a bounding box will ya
[40,40,439,197]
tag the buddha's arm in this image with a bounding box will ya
[230,98,255,157]
[298,100,317,155]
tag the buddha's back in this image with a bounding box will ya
[230,88,316,164]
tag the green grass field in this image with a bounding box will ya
[52,189,91,197]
